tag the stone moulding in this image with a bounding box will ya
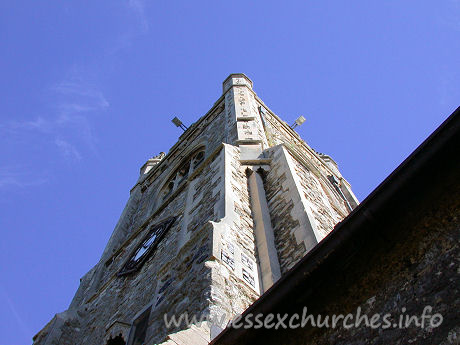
[33,74,362,345]
[239,158,272,166]
[104,320,131,344]
[84,144,227,304]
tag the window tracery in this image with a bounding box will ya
[161,148,205,200]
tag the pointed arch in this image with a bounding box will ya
[160,146,206,200]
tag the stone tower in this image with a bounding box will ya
[34,74,358,345]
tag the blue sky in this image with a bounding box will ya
[0,1,459,343]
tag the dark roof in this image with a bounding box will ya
[211,106,460,344]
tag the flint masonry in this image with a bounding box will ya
[34,74,358,345]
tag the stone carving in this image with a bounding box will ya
[242,267,255,287]
[104,321,130,345]
[152,151,165,161]
[33,74,356,345]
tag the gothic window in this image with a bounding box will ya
[161,148,205,200]
[128,308,151,345]
[118,217,176,276]
[192,150,205,168]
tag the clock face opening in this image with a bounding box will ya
[118,217,176,277]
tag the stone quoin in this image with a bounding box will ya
[33,74,358,345]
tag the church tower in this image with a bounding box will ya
[34,74,358,345]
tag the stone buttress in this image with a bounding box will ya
[33,74,358,345]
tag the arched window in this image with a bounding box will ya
[161,148,205,200]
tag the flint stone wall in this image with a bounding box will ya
[263,145,350,274]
